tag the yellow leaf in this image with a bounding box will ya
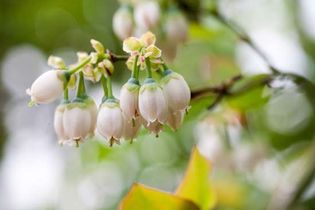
[119,183,200,210]
[176,147,217,210]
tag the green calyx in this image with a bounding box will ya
[66,97,95,110]
[163,69,173,77]
[120,4,133,12]
[102,98,120,108]
[143,77,156,84]
[160,70,182,85]
[125,78,140,93]
[140,78,160,93]
[128,77,140,85]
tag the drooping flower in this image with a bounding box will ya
[113,5,134,40]
[120,78,140,121]
[123,115,142,141]
[54,103,68,144]
[62,98,97,144]
[96,99,124,146]
[167,110,185,131]
[161,69,190,112]
[138,78,168,125]
[134,1,160,30]
[26,70,64,105]
[164,8,188,44]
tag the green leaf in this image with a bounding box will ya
[119,183,200,210]
[226,74,270,111]
[175,147,217,210]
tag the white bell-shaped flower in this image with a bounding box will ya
[54,103,68,144]
[139,78,168,125]
[161,70,190,112]
[134,1,160,30]
[63,98,97,143]
[26,70,64,104]
[123,115,142,141]
[96,99,124,146]
[120,78,140,121]
[167,110,185,131]
[165,9,188,44]
[113,6,134,40]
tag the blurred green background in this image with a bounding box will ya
[1,0,315,210]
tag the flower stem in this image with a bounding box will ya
[145,58,152,78]
[63,81,69,101]
[106,76,114,99]
[67,57,91,75]
[132,55,139,79]
[100,75,108,97]
[63,88,69,101]
[76,71,87,98]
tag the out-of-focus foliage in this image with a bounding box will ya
[175,147,216,210]
[1,0,315,210]
[120,148,215,210]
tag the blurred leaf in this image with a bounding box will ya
[186,96,214,121]
[175,147,216,210]
[189,24,216,41]
[119,183,199,210]
[226,86,268,111]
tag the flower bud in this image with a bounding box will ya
[167,110,184,131]
[90,39,105,54]
[161,70,190,112]
[48,56,66,69]
[26,70,64,104]
[123,116,142,141]
[164,9,188,44]
[98,59,114,76]
[54,103,68,144]
[134,1,160,30]
[63,98,97,143]
[120,78,140,121]
[82,65,102,83]
[96,99,124,146]
[144,120,163,137]
[113,6,134,40]
[139,78,168,124]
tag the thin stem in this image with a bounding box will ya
[67,57,91,75]
[162,63,168,71]
[132,55,139,79]
[76,71,86,98]
[160,58,168,71]
[63,81,69,101]
[109,52,129,62]
[145,58,152,78]
[63,88,69,101]
[210,9,281,74]
[106,76,114,99]
[100,75,108,97]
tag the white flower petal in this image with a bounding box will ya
[28,70,64,104]
[97,101,124,140]
[63,105,91,140]
[113,7,134,40]
[120,83,139,120]
[162,72,190,112]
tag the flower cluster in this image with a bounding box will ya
[113,0,188,60]
[27,32,190,147]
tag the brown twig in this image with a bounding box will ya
[190,74,273,110]
[108,51,129,63]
